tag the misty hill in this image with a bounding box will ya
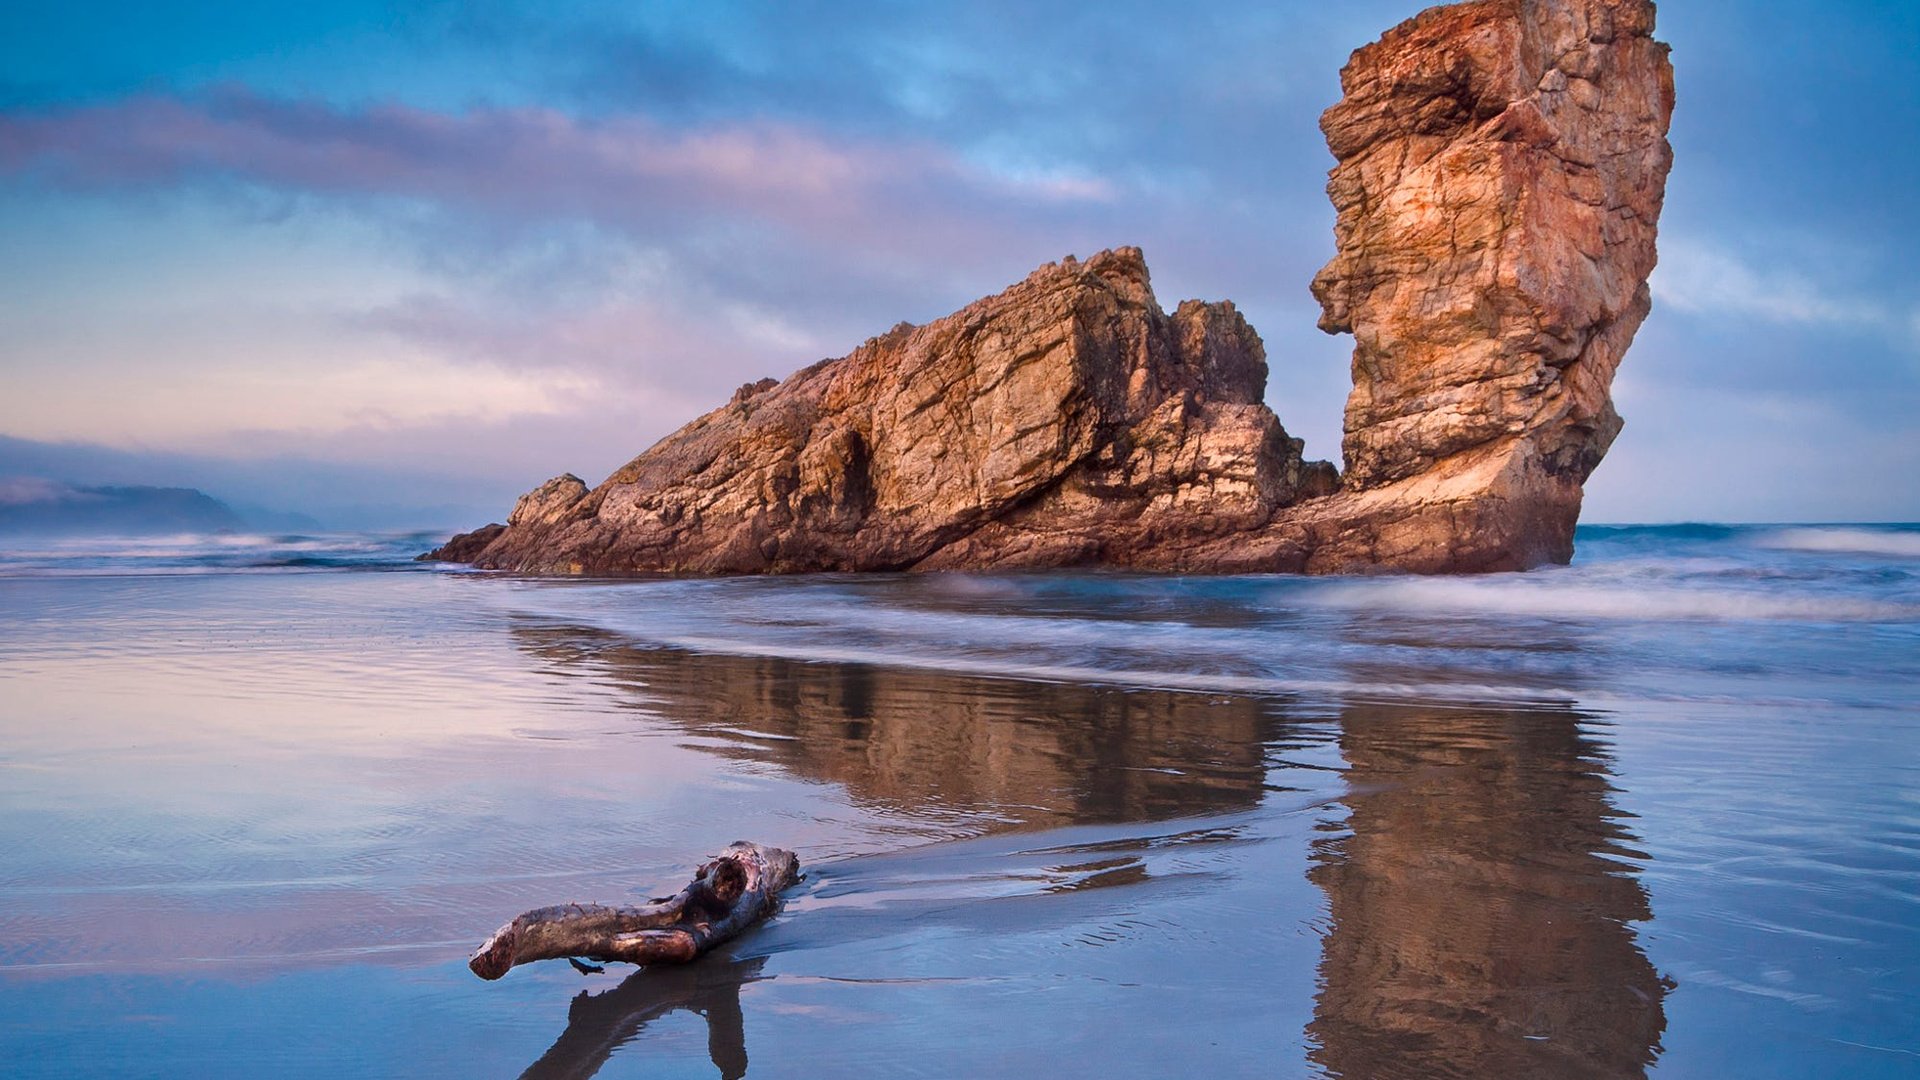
[0,434,509,533]
[0,478,251,536]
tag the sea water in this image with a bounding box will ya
[0,525,1915,1078]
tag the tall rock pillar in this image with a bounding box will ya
[1311,0,1675,563]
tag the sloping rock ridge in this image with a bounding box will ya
[430,0,1673,576]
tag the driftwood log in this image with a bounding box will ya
[470,841,800,981]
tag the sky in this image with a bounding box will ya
[1,0,1916,529]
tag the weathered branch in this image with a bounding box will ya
[470,841,800,981]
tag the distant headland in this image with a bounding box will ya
[428,0,1674,576]
[0,478,247,536]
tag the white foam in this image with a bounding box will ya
[0,531,429,576]
[1295,576,1918,622]
[1754,527,1920,558]
[541,622,1568,705]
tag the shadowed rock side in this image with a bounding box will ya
[430,0,1672,575]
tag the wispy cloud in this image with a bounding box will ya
[1651,237,1886,326]
[0,88,1138,463]
[0,476,72,505]
[0,350,600,448]
[349,285,829,397]
[0,89,1117,263]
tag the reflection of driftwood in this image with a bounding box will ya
[471,842,799,980]
[519,955,768,1080]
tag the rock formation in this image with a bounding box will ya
[1298,0,1676,570]
[429,0,1672,576]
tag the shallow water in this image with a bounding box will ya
[0,525,1915,1077]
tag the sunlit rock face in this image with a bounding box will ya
[431,0,1672,576]
[1302,0,1676,568]
[441,248,1329,574]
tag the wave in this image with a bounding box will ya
[1753,527,1920,559]
[1576,522,1744,543]
[0,531,439,576]
[498,584,1915,712]
[4,520,1906,712]
[489,532,1920,715]
[1294,575,1920,622]
[592,628,1575,705]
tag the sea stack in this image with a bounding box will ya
[429,0,1673,575]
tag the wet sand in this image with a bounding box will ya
[2,536,1916,1077]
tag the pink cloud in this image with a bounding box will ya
[0,89,1116,260]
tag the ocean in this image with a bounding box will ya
[1,524,1916,1078]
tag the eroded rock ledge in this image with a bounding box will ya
[429,0,1673,576]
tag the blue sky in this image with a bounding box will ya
[2,0,1916,527]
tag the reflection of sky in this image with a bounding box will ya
[0,567,1344,1077]
[3,559,1917,1076]
[2,1,1915,526]
[0,574,935,977]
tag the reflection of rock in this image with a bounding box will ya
[512,625,1284,829]
[1309,704,1668,1078]
[518,954,766,1080]
[511,625,1667,1076]
[428,0,1672,577]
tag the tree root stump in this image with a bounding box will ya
[470,841,800,981]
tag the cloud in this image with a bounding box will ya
[0,90,1136,464]
[1651,237,1886,326]
[0,88,1119,268]
[0,476,74,505]
[0,350,599,448]
[342,235,834,382]
[1586,377,1920,523]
